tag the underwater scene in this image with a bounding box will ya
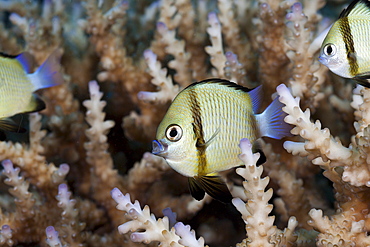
[1,0,370,246]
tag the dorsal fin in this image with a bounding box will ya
[184,78,262,113]
[184,78,253,93]
[339,0,370,18]
[0,52,17,59]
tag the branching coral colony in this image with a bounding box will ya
[1,0,370,246]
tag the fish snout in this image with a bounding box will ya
[318,55,328,66]
[152,140,167,156]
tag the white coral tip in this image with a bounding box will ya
[232,197,247,213]
[287,216,298,230]
[156,22,167,34]
[45,226,61,247]
[1,225,11,238]
[144,49,156,62]
[2,159,14,172]
[111,187,126,203]
[88,80,100,95]
[276,83,289,95]
[131,232,148,243]
[58,164,70,176]
[239,138,252,152]
[208,12,218,24]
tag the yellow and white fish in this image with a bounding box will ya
[0,49,63,132]
[152,79,291,203]
[319,0,370,87]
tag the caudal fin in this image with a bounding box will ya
[255,97,292,139]
[29,49,64,91]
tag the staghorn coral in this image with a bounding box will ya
[1,0,370,246]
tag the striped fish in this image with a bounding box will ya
[319,0,370,87]
[0,50,63,132]
[152,79,292,203]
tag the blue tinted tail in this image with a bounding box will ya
[28,49,64,91]
[255,97,292,139]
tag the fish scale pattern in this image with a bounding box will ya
[0,58,32,117]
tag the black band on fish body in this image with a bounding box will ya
[188,86,234,203]
[188,89,208,175]
[338,17,359,77]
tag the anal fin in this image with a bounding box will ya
[190,175,232,203]
[354,72,370,88]
[0,118,26,133]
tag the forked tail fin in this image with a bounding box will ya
[28,49,64,91]
[255,97,292,139]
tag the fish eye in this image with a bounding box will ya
[323,43,337,57]
[165,124,183,142]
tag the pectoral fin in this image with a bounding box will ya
[189,174,232,203]
[196,128,220,148]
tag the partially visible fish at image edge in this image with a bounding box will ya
[319,0,370,87]
[0,49,63,132]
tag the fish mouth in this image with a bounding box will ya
[318,56,327,65]
[152,140,168,156]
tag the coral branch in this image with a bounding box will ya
[224,51,247,85]
[285,2,325,109]
[174,222,205,247]
[45,226,62,247]
[83,80,116,187]
[0,225,13,246]
[156,22,192,87]
[56,183,85,246]
[233,138,299,246]
[205,12,226,77]
[277,84,351,164]
[138,49,180,104]
[2,159,35,219]
[232,138,277,246]
[111,188,185,246]
[82,80,125,230]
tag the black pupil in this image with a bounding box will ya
[326,45,332,55]
[169,128,178,137]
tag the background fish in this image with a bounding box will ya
[0,49,63,132]
[319,0,370,87]
[152,79,292,203]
